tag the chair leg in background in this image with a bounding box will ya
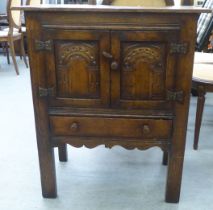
[20,39,22,60]
[2,42,6,56]
[6,43,10,64]
[8,39,19,75]
[193,86,206,150]
[20,36,28,68]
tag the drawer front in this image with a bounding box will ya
[50,116,172,139]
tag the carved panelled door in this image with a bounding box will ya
[110,30,179,109]
[43,29,110,108]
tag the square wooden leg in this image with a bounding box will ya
[162,151,168,166]
[58,144,68,162]
[165,153,184,203]
[37,144,57,198]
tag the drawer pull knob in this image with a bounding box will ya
[143,125,151,135]
[70,122,78,132]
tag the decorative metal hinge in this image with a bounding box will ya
[170,43,188,54]
[166,90,184,103]
[38,87,54,97]
[35,40,52,51]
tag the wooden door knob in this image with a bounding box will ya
[102,51,113,59]
[70,122,79,132]
[142,125,151,135]
[111,61,119,70]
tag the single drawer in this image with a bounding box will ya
[49,116,172,139]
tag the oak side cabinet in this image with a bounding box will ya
[16,5,209,203]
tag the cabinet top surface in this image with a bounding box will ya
[13,4,211,14]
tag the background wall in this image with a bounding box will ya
[0,0,28,13]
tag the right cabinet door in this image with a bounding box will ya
[111,30,180,110]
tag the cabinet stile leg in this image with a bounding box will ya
[58,144,68,162]
[37,145,57,198]
[165,153,184,203]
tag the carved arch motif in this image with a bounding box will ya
[123,44,163,71]
[58,42,97,68]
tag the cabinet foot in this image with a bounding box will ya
[42,191,57,198]
[165,196,180,203]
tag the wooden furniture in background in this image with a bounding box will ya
[0,0,28,75]
[9,0,42,58]
[17,4,209,203]
[0,14,10,64]
[192,52,213,150]
[191,0,213,149]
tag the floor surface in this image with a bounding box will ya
[0,57,213,210]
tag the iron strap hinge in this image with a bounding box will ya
[170,43,188,54]
[38,87,54,97]
[166,90,184,103]
[35,40,52,51]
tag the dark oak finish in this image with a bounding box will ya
[17,5,210,203]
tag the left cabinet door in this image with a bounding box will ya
[42,29,110,108]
